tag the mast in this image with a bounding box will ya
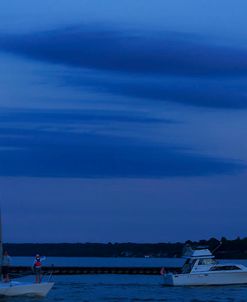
[0,209,2,275]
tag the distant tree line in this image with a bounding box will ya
[3,237,247,259]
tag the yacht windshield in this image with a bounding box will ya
[182,259,197,273]
[198,259,217,265]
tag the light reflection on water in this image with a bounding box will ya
[12,257,247,268]
[12,257,184,268]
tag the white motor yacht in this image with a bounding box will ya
[162,245,247,286]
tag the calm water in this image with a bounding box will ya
[12,257,247,268]
[4,257,247,301]
[3,274,247,302]
[12,257,184,267]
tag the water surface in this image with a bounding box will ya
[5,257,247,301]
[5,274,247,302]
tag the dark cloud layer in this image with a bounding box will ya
[0,108,171,125]
[1,25,247,77]
[62,72,247,109]
[1,25,247,109]
[0,109,244,178]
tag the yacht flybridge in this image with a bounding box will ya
[162,245,247,286]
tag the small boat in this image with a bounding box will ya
[161,245,247,286]
[0,212,54,296]
[0,281,54,297]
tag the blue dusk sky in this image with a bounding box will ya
[0,0,247,243]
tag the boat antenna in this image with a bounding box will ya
[212,241,222,254]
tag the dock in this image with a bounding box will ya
[10,266,181,275]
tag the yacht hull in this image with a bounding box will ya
[163,272,247,286]
[0,281,54,296]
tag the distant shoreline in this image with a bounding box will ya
[3,237,247,259]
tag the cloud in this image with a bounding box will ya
[60,71,247,109]
[0,109,244,178]
[107,80,247,109]
[0,108,172,125]
[1,25,247,77]
[1,25,247,109]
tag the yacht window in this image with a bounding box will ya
[210,265,241,271]
[198,259,216,265]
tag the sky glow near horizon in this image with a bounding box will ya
[0,0,247,243]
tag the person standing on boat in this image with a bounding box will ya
[2,251,11,282]
[33,254,46,283]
